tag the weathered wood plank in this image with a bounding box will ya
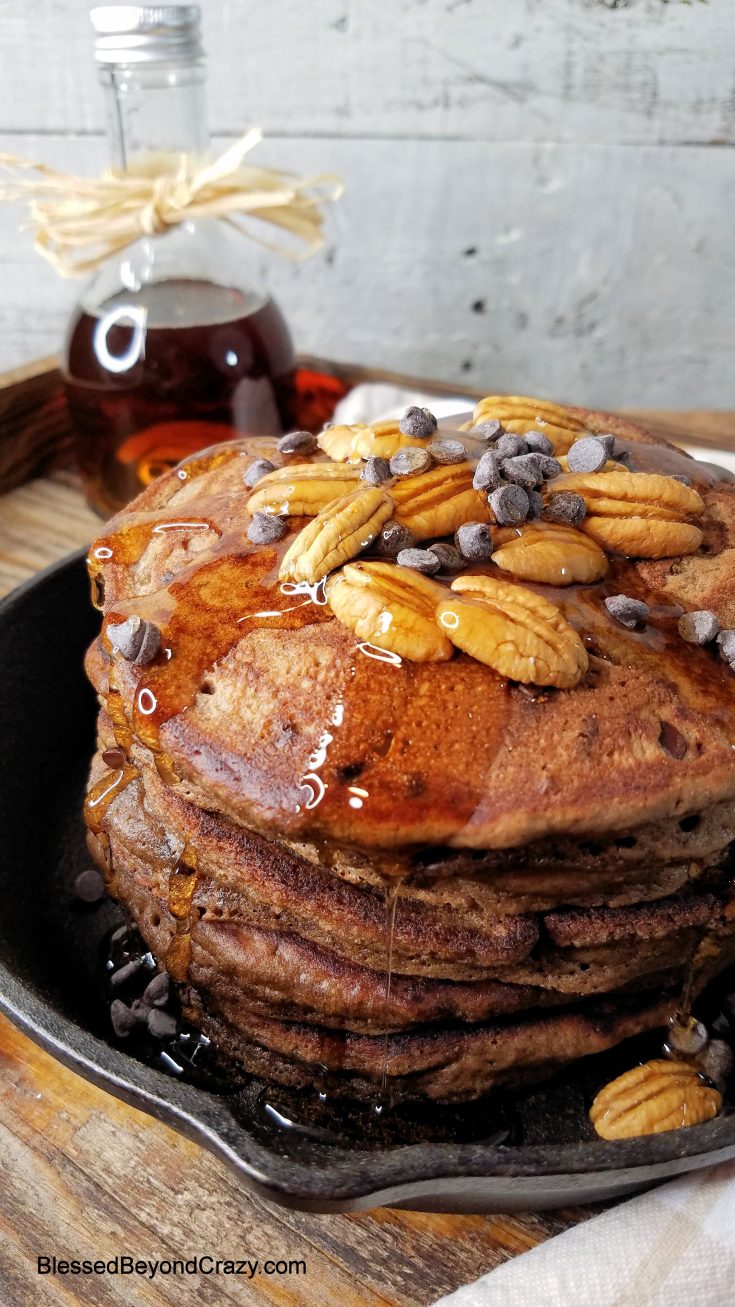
[1,132,733,407]
[0,1011,569,1307]
[0,0,733,146]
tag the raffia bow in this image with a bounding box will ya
[0,128,343,277]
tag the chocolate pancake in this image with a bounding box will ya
[83,403,735,1101]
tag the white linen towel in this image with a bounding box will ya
[433,1160,735,1307]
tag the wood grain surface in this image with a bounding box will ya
[0,405,734,1307]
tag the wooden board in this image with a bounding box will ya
[0,391,734,1304]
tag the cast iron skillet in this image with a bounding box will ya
[1,549,734,1214]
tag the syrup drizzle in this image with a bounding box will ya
[85,420,735,1111]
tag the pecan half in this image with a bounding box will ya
[469,394,587,453]
[437,574,588,688]
[279,488,393,582]
[327,561,453,662]
[492,523,609,585]
[590,1058,722,1140]
[555,470,704,558]
[247,462,360,516]
[391,464,493,538]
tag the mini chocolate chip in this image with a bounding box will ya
[455,522,493,561]
[277,430,317,455]
[360,456,392,485]
[143,971,171,1008]
[130,997,151,1023]
[716,629,735,666]
[389,446,433,477]
[667,1014,705,1054]
[537,454,563,481]
[659,720,687,760]
[247,512,286,544]
[474,419,505,442]
[672,473,692,487]
[543,491,587,526]
[489,484,530,526]
[698,1039,734,1091]
[503,453,546,489]
[110,959,143,987]
[567,436,609,473]
[473,450,503,492]
[396,547,441,575]
[604,594,649,629]
[399,406,437,438]
[496,434,527,459]
[527,489,543,519]
[678,610,720,645]
[427,439,466,465]
[592,433,616,458]
[110,1000,137,1038]
[107,615,161,666]
[147,1008,179,1040]
[377,520,414,557]
[73,868,105,903]
[429,543,463,572]
[524,430,555,455]
[244,457,276,486]
[101,747,125,768]
[110,925,129,946]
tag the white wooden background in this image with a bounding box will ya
[0,0,733,407]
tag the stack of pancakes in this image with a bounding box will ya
[84,406,735,1102]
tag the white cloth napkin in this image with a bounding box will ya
[433,1160,735,1307]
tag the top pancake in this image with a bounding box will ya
[85,408,735,855]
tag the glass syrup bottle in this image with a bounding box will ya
[63,4,298,515]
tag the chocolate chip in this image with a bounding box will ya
[496,434,527,459]
[389,446,433,477]
[396,547,441,575]
[73,868,105,903]
[678,610,720,645]
[427,439,466,465]
[247,512,286,544]
[101,747,125,769]
[567,436,609,474]
[537,454,563,481]
[527,489,543,519]
[592,433,616,458]
[277,430,317,455]
[503,453,546,489]
[143,971,171,1008]
[399,406,437,438]
[147,1008,179,1040]
[244,457,276,486]
[489,484,530,526]
[110,1000,137,1039]
[377,520,414,557]
[716,629,735,667]
[107,615,161,666]
[659,721,687,760]
[667,1014,706,1054]
[110,959,143,987]
[524,430,555,455]
[455,522,493,561]
[428,543,463,572]
[474,420,505,443]
[604,594,649,629]
[130,998,151,1023]
[542,491,587,526]
[473,450,503,492]
[360,456,392,485]
[698,1039,734,1091]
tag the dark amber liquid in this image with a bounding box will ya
[64,279,298,515]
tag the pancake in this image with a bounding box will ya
[83,400,735,1101]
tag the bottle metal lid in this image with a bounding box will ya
[90,5,204,63]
